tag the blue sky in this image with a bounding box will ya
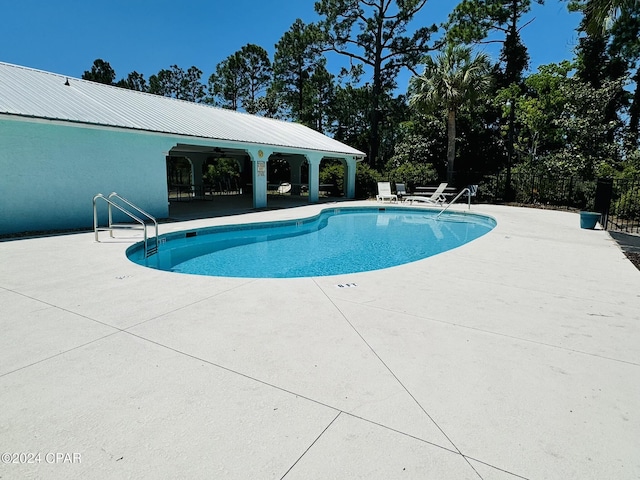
[1,0,582,94]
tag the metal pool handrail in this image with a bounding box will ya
[436,187,472,219]
[93,192,159,257]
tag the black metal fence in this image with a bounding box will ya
[479,172,595,208]
[599,178,640,234]
[478,173,640,234]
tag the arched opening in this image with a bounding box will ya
[203,156,241,195]
[319,158,346,197]
[267,154,291,188]
[167,155,194,201]
[167,144,249,202]
[265,153,313,197]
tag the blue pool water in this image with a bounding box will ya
[127,207,496,278]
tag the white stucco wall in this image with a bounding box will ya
[0,117,173,235]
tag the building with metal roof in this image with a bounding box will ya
[0,62,365,235]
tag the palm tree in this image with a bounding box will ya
[409,45,492,182]
[584,0,638,34]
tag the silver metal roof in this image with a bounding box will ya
[0,62,365,157]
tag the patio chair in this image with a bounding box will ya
[403,183,448,205]
[376,182,398,203]
[395,182,408,200]
[467,184,478,200]
[276,182,292,195]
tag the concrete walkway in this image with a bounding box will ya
[1,202,639,479]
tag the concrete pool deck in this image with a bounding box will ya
[1,202,639,479]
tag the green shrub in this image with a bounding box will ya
[614,186,640,220]
[319,161,382,198]
[203,158,240,191]
[355,163,381,199]
[319,162,344,193]
[385,163,438,192]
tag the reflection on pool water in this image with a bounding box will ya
[127,207,496,278]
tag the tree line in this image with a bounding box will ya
[82,0,640,196]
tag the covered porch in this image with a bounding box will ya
[166,191,354,222]
[166,143,362,211]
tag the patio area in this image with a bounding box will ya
[1,202,639,479]
[166,192,348,222]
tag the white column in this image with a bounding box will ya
[189,154,206,197]
[247,147,271,208]
[305,153,323,203]
[344,156,358,199]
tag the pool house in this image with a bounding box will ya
[0,62,365,235]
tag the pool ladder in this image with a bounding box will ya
[93,192,159,257]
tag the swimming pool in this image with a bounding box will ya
[127,206,496,278]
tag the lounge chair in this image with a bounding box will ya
[395,182,408,200]
[376,182,398,203]
[403,183,448,205]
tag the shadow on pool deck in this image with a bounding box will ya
[610,230,640,270]
[0,194,354,241]
[609,230,640,253]
[166,193,353,222]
